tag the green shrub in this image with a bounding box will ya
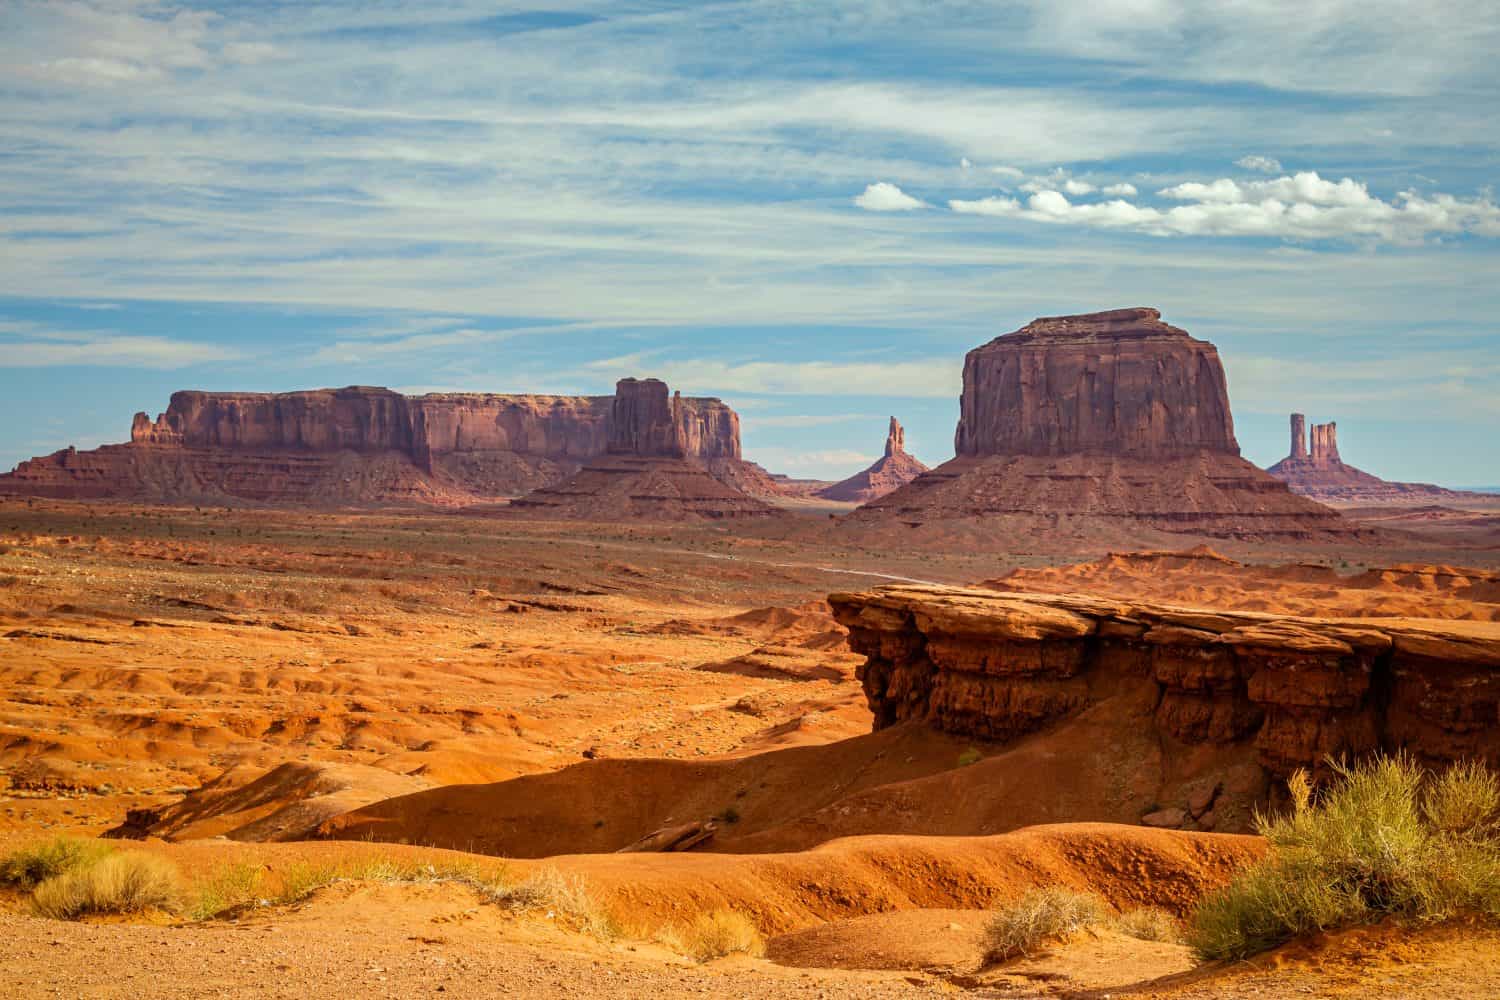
[1188,755,1500,962]
[31,852,182,920]
[984,887,1107,961]
[1,837,114,890]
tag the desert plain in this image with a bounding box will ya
[2,471,1500,997]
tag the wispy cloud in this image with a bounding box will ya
[0,320,244,369]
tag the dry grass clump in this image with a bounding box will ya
[1189,755,1500,962]
[1114,907,1182,943]
[0,837,115,890]
[661,909,766,962]
[477,866,619,939]
[189,862,265,920]
[31,852,182,920]
[984,887,1107,961]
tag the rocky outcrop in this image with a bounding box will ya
[1268,412,1488,506]
[842,308,1352,542]
[830,583,1500,830]
[954,308,1238,458]
[507,379,778,521]
[816,417,929,503]
[0,383,752,506]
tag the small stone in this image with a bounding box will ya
[1141,807,1187,828]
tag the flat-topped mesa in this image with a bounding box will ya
[830,583,1500,831]
[1,383,747,505]
[955,307,1239,458]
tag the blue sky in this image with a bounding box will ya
[1,1,1497,485]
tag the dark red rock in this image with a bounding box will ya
[0,383,750,506]
[954,307,1238,458]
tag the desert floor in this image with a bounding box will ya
[3,496,1500,997]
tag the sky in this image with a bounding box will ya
[1,1,1497,485]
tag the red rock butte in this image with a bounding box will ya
[0,382,773,506]
[508,377,778,520]
[1267,411,1486,505]
[844,307,1356,541]
[816,416,929,503]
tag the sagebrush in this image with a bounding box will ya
[1188,754,1500,961]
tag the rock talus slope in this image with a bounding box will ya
[843,308,1352,540]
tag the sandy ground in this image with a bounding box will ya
[5,497,1500,997]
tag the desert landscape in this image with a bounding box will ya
[4,4,1499,995]
[1,305,1499,998]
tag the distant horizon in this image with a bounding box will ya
[1,2,1496,486]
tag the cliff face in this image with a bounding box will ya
[830,583,1500,831]
[817,417,929,503]
[508,378,775,521]
[843,308,1351,542]
[954,308,1239,458]
[2,383,746,505]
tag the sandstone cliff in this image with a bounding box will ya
[830,583,1500,831]
[954,308,1238,458]
[508,378,778,521]
[1,383,752,506]
[816,417,929,503]
[842,308,1352,543]
[1268,411,1487,506]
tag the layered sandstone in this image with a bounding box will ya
[954,308,1238,458]
[508,378,777,521]
[0,383,752,506]
[816,417,929,503]
[843,308,1351,541]
[830,583,1500,829]
[1268,412,1487,506]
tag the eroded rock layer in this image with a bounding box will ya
[830,584,1500,812]
[843,308,1351,540]
[1,383,750,505]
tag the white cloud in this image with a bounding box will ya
[854,182,925,211]
[1236,155,1283,173]
[1102,182,1138,196]
[1062,178,1096,195]
[991,166,1025,179]
[952,171,1500,243]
